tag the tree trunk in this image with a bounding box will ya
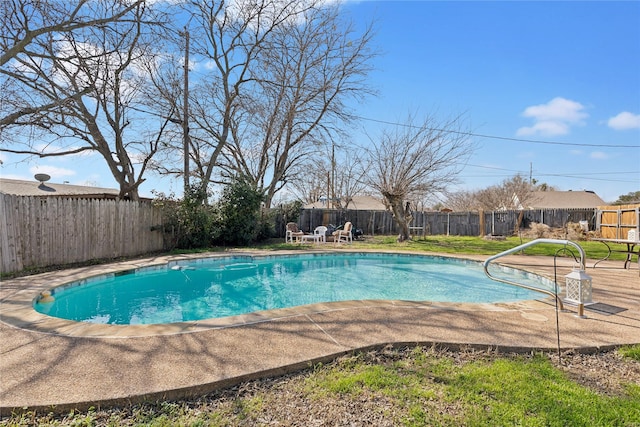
[515,210,524,234]
[385,194,413,242]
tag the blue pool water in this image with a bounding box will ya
[34,253,553,325]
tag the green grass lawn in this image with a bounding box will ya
[304,347,640,427]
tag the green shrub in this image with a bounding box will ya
[256,208,277,241]
[214,175,264,246]
[153,184,217,249]
[279,200,303,224]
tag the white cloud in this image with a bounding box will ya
[607,111,640,130]
[516,97,588,137]
[590,151,609,160]
[0,172,30,180]
[29,165,76,180]
[522,97,588,122]
[128,152,149,164]
[517,121,569,137]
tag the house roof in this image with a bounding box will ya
[0,178,121,199]
[526,190,606,209]
[304,195,387,210]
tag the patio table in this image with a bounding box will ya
[300,233,324,244]
[592,238,640,271]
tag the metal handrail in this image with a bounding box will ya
[482,239,587,311]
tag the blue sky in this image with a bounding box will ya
[1,0,639,203]
[343,0,640,203]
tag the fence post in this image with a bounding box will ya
[447,212,450,236]
[372,211,375,236]
[492,211,495,235]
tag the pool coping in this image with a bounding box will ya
[1,249,639,415]
[8,250,553,338]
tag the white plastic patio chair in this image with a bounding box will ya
[285,222,304,243]
[313,226,328,243]
[333,222,353,245]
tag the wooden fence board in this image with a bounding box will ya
[0,195,166,274]
[596,204,640,239]
[0,194,21,272]
[297,207,599,238]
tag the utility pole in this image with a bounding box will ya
[183,27,190,193]
[331,143,336,209]
[326,171,331,208]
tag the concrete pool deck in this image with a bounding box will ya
[1,250,639,415]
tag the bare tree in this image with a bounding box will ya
[474,174,534,211]
[445,175,560,213]
[0,1,171,200]
[216,3,376,207]
[0,0,145,128]
[286,163,328,205]
[175,0,315,201]
[137,34,188,179]
[444,189,479,212]
[365,113,473,242]
[332,157,369,210]
[286,144,369,207]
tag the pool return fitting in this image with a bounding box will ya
[37,290,55,303]
[483,238,593,317]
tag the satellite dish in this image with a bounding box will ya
[34,173,51,183]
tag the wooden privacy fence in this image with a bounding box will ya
[596,204,640,239]
[297,208,598,237]
[0,193,614,274]
[480,208,597,237]
[0,194,165,274]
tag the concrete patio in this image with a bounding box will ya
[1,250,639,416]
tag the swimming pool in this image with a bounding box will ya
[34,253,554,325]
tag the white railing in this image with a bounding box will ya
[482,239,587,311]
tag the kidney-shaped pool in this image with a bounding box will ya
[34,253,554,325]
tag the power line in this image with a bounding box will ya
[535,173,638,183]
[464,163,521,171]
[459,172,637,183]
[464,163,639,176]
[355,115,640,149]
[459,163,640,183]
[538,171,640,177]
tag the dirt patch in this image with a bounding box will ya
[559,349,640,396]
